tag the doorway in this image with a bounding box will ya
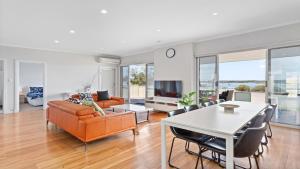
[0,59,6,113]
[218,49,267,103]
[15,60,47,112]
[121,63,154,105]
[99,67,116,96]
[197,49,267,104]
[197,56,218,103]
[268,46,300,126]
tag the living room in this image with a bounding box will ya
[1,1,300,169]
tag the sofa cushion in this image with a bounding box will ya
[97,91,110,101]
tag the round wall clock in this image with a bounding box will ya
[166,48,176,58]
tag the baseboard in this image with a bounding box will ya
[270,122,300,130]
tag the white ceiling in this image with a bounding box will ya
[0,0,300,57]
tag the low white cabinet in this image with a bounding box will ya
[145,98,179,112]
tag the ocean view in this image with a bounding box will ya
[219,80,265,90]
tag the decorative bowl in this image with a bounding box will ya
[219,103,240,113]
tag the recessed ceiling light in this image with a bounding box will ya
[212,12,219,16]
[156,28,161,32]
[69,30,76,34]
[54,40,60,44]
[100,9,108,14]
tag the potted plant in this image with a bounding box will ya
[178,91,196,108]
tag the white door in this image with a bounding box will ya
[100,68,116,96]
[0,71,3,108]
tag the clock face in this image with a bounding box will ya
[166,48,176,58]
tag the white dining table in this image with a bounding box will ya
[161,101,268,169]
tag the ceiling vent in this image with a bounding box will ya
[97,57,121,65]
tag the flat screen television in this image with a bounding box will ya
[154,81,182,98]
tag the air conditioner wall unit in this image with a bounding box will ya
[97,57,121,65]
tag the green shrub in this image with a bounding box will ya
[235,85,251,92]
[251,85,265,92]
[179,92,196,106]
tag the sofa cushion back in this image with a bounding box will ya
[71,93,98,102]
[48,101,94,116]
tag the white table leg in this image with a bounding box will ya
[226,136,234,169]
[161,121,167,169]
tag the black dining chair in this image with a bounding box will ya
[168,109,212,169]
[216,99,226,104]
[184,104,200,112]
[200,123,268,169]
[235,113,267,136]
[266,104,277,138]
[261,106,276,146]
[202,102,213,107]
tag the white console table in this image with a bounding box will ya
[145,98,179,112]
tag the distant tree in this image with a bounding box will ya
[235,85,251,92]
[251,85,265,92]
[130,72,146,86]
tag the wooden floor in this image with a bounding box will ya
[0,111,299,169]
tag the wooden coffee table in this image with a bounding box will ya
[111,104,153,124]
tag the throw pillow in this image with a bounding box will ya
[97,91,110,101]
[67,98,81,104]
[79,92,93,101]
[81,99,93,106]
[92,101,106,116]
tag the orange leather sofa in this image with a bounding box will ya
[72,93,125,108]
[46,101,137,143]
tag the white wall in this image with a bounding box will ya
[0,46,119,113]
[19,62,44,90]
[121,43,196,96]
[121,52,154,66]
[154,44,195,94]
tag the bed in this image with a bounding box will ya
[26,87,43,106]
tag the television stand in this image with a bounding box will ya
[145,98,179,112]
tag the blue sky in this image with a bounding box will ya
[219,59,266,80]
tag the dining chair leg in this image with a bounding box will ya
[267,122,273,138]
[247,157,252,169]
[255,143,264,157]
[168,137,179,169]
[195,145,204,169]
[254,155,260,169]
[185,141,191,153]
[185,142,201,156]
[261,133,269,146]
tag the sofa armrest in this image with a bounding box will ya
[78,117,106,142]
[110,96,125,104]
[105,111,136,134]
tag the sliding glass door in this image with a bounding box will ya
[121,66,129,102]
[129,64,146,104]
[268,46,300,126]
[197,56,218,104]
[121,64,154,104]
[146,63,154,98]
